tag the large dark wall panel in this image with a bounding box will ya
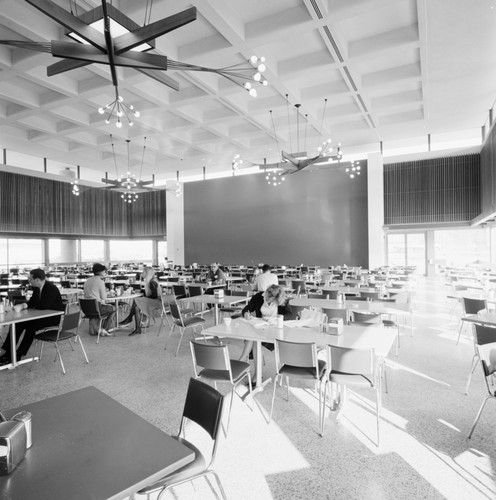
[481,124,496,219]
[0,171,166,237]
[384,154,480,225]
[184,167,368,267]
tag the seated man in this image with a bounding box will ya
[83,263,116,336]
[253,264,278,291]
[0,268,65,366]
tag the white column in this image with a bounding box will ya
[166,186,185,266]
[367,152,385,268]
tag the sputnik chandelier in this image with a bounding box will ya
[232,98,351,186]
[0,1,269,129]
[102,135,156,203]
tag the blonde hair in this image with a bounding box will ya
[264,284,286,306]
[142,267,156,296]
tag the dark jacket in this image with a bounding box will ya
[27,281,65,311]
[241,291,294,320]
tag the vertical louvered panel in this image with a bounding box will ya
[384,154,480,225]
[0,171,167,237]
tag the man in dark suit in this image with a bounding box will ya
[0,268,65,365]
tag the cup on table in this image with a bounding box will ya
[223,317,232,327]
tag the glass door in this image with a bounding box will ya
[386,232,426,275]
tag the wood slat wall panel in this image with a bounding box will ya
[384,154,480,225]
[0,171,166,237]
[481,124,496,219]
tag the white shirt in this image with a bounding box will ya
[254,272,278,292]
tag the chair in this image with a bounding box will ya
[165,302,207,356]
[322,307,348,325]
[219,290,248,319]
[188,284,206,315]
[465,323,496,396]
[33,311,89,374]
[270,339,326,434]
[134,297,164,334]
[7,289,26,306]
[325,289,339,300]
[351,311,381,324]
[359,290,380,301]
[172,284,188,300]
[78,298,114,344]
[190,340,252,432]
[457,297,487,344]
[468,324,496,438]
[291,280,307,296]
[322,346,382,444]
[137,378,227,500]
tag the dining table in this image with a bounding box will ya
[0,386,195,500]
[178,293,249,325]
[203,319,397,396]
[0,308,64,370]
[104,292,142,329]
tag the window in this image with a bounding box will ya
[109,240,153,263]
[7,238,43,268]
[81,240,105,262]
[386,233,426,275]
[434,228,490,269]
[48,239,79,264]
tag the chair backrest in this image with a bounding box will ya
[322,308,348,324]
[291,280,306,295]
[79,298,101,318]
[188,285,203,297]
[275,339,317,372]
[135,297,162,318]
[181,378,224,442]
[307,293,323,299]
[329,345,374,377]
[351,311,380,323]
[190,341,231,373]
[61,310,81,332]
[326,289,339,299]
[168,302,183,323]
[360,291,380,300]
[173,284,187,298]
[231,290,248,297]
[474,324,496,378]
[462,297,487,315]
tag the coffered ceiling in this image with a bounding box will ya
[0,0,494,184]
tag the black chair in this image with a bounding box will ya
[7,290,26,306]
[457,297,487,344]
[79,298,114,344]
[33,311,89,374]
[137,378,227,499]
[468,324,496,438]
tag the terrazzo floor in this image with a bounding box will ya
[1,276,496,500]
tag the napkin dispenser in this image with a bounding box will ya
[0,414,27,475]
[327,318,344,335]
[214,288,224,299]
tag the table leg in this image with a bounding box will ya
[10,323,17,367]
[214,304,219,325]
[245,340,271,398]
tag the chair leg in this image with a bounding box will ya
[54,343,66,374]
[210,471,228,500]
[175,327,185,357]
[164,323,175,350]
[269,374,280,422]
[456,320,464,345]
[465,354,479,395]
[226,388,235,433]
[78,336,90,364]
[468,396,493,439]
[376,387,381,446]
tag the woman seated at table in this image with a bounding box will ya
[239,284,293,374]
[120,267,161,336]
